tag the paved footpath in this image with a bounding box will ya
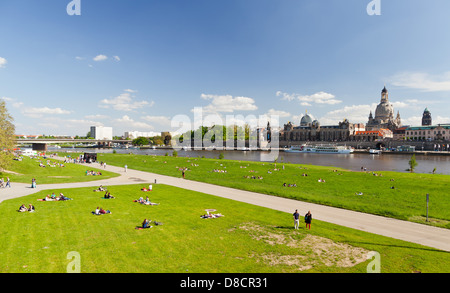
[1,162,450,252]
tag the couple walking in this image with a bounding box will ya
[293,209,312,230]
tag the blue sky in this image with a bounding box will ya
[1,0,450,136]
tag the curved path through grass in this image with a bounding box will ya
[1,160,450,253]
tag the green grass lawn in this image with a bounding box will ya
[78,153,450,228]
[0,155,119,184]
[0,183,448,273]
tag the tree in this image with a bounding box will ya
[408,154,418,173]
[0,100,16,171]
[132,137,149,146]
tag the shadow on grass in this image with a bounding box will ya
[347,241,450,254]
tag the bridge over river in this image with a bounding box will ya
[16,138,131,151]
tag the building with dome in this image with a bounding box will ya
[280,111,360,143]
[366,86,402,131]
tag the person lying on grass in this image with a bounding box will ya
[133,196,159,205]
[38,193,72,201]
[92,207,111,215]
[200,211,224,219]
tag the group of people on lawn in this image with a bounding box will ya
[40,193,72,201]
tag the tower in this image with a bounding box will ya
[381,86,388,102]
[422,108,432,126]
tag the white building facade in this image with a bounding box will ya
[90,126,113,140]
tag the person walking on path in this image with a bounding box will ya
[293,209,300,229]
[305,211,312,230]
[124,165,128,172]
[5,177,11,188]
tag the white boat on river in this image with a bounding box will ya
[285,144,354,154]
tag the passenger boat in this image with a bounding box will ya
[369,149,382,154]
[285,144,354,154]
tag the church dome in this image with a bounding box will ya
[375,102,394,121]
[300,114,313,126]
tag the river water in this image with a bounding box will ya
[55,147,450,175]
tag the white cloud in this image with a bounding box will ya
[75,56,85,60]
[141,115,172,125]
[0,57,7,68]
[99,92,153,111]
[115,115,154,130]
[265,109,291,118]
[1,97,23,108]
[277,91,342,105]
[1,96,13,102]
[93,54,108,62]
[22,107,72,118]
[318,104,377,125]
[113,56,120,61]
[391,71,450,92]
[199,94,258,113]
[65,119,103,127]
[84,114,109,120]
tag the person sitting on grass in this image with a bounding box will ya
[28,204,35,212]
[93,207,111,215]
[94,185,106,192]
[18,204,28,212]
[135,219,152,229]
[104,192,115,199]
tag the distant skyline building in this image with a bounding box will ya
[366,86,402,132]
[422,108,432,126]
[90,126,113,140]
[124,131,160,139]
[280,110,359,143]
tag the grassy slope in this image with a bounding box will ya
[91,153,450,228]
[0,184,448,273]
[0,155,119,184]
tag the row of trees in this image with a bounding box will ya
[132,136,165,146]
[175,124,258,144]
[131,125,259,147]
[0,100,16,171]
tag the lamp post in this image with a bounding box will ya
[426,193,429,222]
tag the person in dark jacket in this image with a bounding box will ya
[305,211,312,230]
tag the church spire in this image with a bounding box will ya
[381,85,388,102]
